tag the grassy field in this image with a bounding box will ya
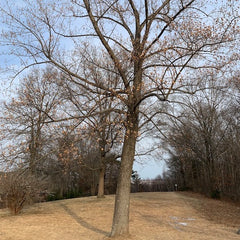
[0,192,239,240]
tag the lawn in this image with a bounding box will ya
[0,192,239,240]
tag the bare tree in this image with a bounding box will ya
[0,0,239,236]
[58,54,123,198]
[0,68,61,173]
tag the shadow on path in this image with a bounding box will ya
[59,203,109,236]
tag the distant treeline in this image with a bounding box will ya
[163,81,240,200]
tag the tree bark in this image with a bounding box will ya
[90,184,96,196]
[90,172,97,196]
[110,113,138,237]
[97,166,105,198]
[97,139,106,198]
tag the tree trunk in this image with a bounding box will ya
[90,172,96,196]
[110,114,138,237]
[90,183,96,196]
[97,167,105,198]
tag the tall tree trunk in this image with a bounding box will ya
[97,166,105,198]
[110,113,138,237]
[90,183,96,196]
[97,140,106,198]
[90,172,97,196]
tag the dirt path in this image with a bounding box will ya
[0,192,239,240]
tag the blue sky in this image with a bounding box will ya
[133,158,166,179]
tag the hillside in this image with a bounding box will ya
[0,192,239,240]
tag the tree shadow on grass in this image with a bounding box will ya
[60,203,109,236]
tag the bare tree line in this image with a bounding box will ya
[164,75,240,200]
[0,68,121,208]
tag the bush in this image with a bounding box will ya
[0,172,42,214]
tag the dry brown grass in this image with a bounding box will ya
[0,192,239,240]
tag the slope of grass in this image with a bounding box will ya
[0,192,239,240]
